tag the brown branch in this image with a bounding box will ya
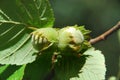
[89,21,120,44]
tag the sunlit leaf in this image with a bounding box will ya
[0,65,25,80]
[0,65,9,75]
[54,47,106,80]
[0,0,54,65]
[7,65,26,80]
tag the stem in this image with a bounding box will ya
[44,68,55,80]
[44,52,58,80]
[89,21,120,44]
[0,20,39,31]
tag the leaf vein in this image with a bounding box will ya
[0,35,30,61]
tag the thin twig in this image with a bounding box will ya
[89,21,120,44]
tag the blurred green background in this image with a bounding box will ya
[50,0,120,79]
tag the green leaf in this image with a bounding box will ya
[0,0,54,28]
[23,51,53,80]
[0,12,37,65]
[0,65,25,80]
[7,65,26,80]
[0,65,9,75]
[54,47,106,80]
[15,0,54,28]
[0,0,54,65]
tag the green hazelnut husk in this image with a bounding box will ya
[58,27,84,52]
[31,28,58,51]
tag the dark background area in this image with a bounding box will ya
[50,0,120,79]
